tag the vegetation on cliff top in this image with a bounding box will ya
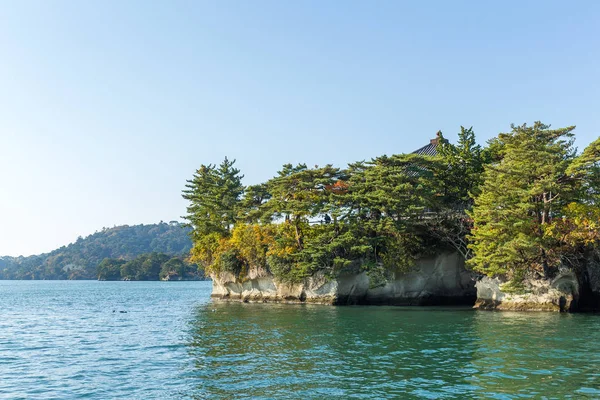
[183,129,485,283]
[184,123,600,285]
[0,222,193,280]
[468,123,600,280]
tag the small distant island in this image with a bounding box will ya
[0,222,206,281]
[183,122,600,311]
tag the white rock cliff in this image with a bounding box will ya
[210,252,476,305]
[474,272,579,312]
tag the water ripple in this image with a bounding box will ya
[1,281,600,399]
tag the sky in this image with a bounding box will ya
[0,1,599,256]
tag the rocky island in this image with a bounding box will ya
[211,252,475,305]
[184,123,600,312]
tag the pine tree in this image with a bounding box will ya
[182,157,244,267]
[437,126,487,207]
[423,127,488,260]
[468,122,577,279]
[215,157,245,233]
[182,157,244,237]
[237,183,271,224]
[262,163,341,250]
[554,137,600,251]
[345,153,446,270]
[182,163,221,238]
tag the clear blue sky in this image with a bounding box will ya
[1,1,599,256]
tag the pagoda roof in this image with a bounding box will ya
[412,142,438,156]
[411,133,441,156]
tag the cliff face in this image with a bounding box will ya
[210,253,476,305]
[474,272,580,312]
[474,252,600,312]
[209,251,600,311]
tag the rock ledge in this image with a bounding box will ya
[210,253,476,306]
[474,272,579,312]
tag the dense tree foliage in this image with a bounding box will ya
[468,123,600,281]
[184,123,599,285]
[182,158,245,272]
[0,222,193,280]
[97,253,203,281]
[184,128,488,283]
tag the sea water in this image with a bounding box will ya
[0,280,598,399]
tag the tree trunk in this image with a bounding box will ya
[294,219,304,250]
[541,248,551,278]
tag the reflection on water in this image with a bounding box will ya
[0,281,598,399]
[469,312,600,398]
[187,303,600,399]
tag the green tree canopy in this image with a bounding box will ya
[181,123,598,286]
[183,157,244,268]
[468,122,577,279]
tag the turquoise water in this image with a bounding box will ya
[0,281,599,399]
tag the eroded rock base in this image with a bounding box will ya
[210,253,476,306]
[474,273,579,312]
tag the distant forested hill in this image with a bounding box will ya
[0,222,193,280]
